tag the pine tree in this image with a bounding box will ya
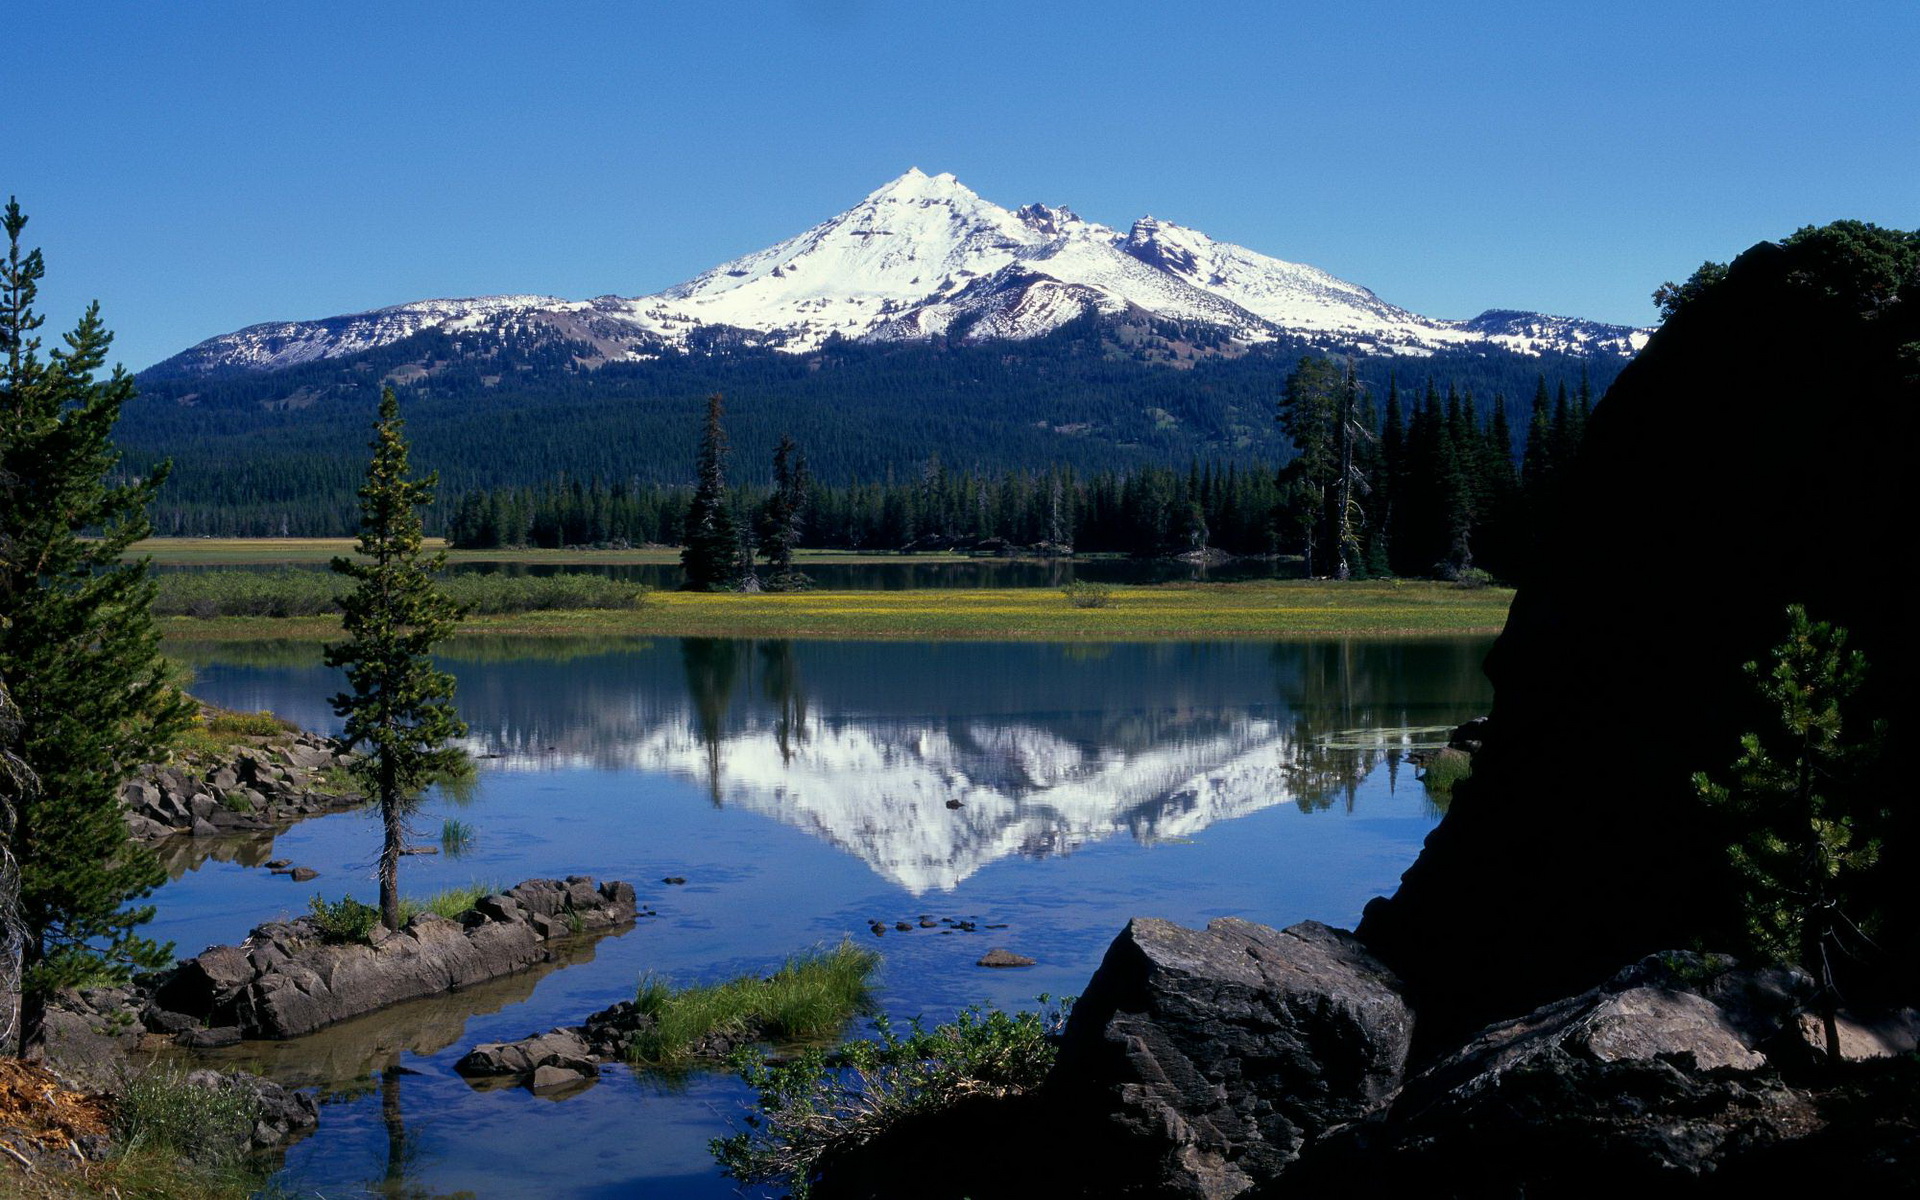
[325,388,467,932]
[681,393,739,590]
[0,200,193,1039]
[761,434,811,590]
[1693,607,1885,1064]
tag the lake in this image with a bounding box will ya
[159,635,1492,1198]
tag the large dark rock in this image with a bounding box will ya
[1359,226,1918,1041]
[182,1068,319,1151]
[1272,952,1917,1198]
[1045,917,1411,1199]
[152,877,637,1039]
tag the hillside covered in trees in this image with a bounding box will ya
[120,316,1621,539]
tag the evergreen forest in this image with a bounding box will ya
[121,315,1622,545]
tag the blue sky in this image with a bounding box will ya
[11,1,1916,370]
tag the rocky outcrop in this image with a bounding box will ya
[1271,952,1919,1197]
[1044,918,1411,1199]
[180,1068,319,1152]
[119,732,361,840]
[148,877,636,1040]
[456,986,752,1091]
[1358,226,1916,1041]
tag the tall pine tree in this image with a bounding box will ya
[0,200,192,1042]
[325,388,468,933]
[681,393,739,590]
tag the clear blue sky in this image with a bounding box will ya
[11,1,1917,370]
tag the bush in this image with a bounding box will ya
[713,996,1071,1197]
[1062,581,1115,608]
[306,893,380,944]
[628,942,879,1069]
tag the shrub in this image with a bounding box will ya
[1062,580,1115,609]
[628,942,879,1069]
[713,996,1071,1197]
[306,893,380,944]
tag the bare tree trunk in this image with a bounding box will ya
[380,756,403,931]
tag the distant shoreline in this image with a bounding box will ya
[158,579,1513,644]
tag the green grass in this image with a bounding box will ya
[153,568,651,618]
[159,579,1513,644]
[396,880,499,924]
[714,996,1070,1198]
[627,942,880,1069]
[168,704,301,759]
[1420,746,1474,795]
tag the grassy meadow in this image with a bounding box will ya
[158,578,1513,643]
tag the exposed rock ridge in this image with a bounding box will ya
[148,876,636,1040]
[119,732,362,840]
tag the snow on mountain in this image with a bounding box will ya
[151,168,1649,375]
[463,707,1408,894]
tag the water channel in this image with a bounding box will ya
[158,635,1492,1197]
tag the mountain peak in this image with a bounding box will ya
[148,170,1652,376]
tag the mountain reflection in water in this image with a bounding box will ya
[435,637,1488,894]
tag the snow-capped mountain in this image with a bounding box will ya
[465,709,1409,895]
[152,168,1650,376]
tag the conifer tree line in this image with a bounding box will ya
[447,363,1592,581]
[1274,356,1594,580]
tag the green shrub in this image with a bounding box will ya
[306,893,380,944]
[204,708,297,737]
[628,942,879,1069]
[1062,580,1115,609]
[713,996,1071,1197]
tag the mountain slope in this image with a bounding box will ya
[146,168,1649,377]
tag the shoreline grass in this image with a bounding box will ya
[628,942,880,1069]
[158,579,1512,644]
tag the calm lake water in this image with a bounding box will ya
[159,635,1491,1198]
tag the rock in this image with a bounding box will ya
[457,1028,598,1079]
[530,1063,590,1092]
[1356,230,1915,1039]
[662,876,686,885]
[1047,918,1411,1199]
[266,858,291,869]
[190,816,219,838]
[289,866,318,881]
[1792,1006,1920,1062]
[1274,952,1842,1197]
[945,798,964,809]
[976,948,1035,968]
[183,1069,318,1150]
[179,1025,243,1049]
[894,921,912,932]
[150,876,639,1039]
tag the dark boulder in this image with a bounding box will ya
[1045,917,1411,1198]
[1359,225,1918,1042]
[1273,952,1908,1198]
